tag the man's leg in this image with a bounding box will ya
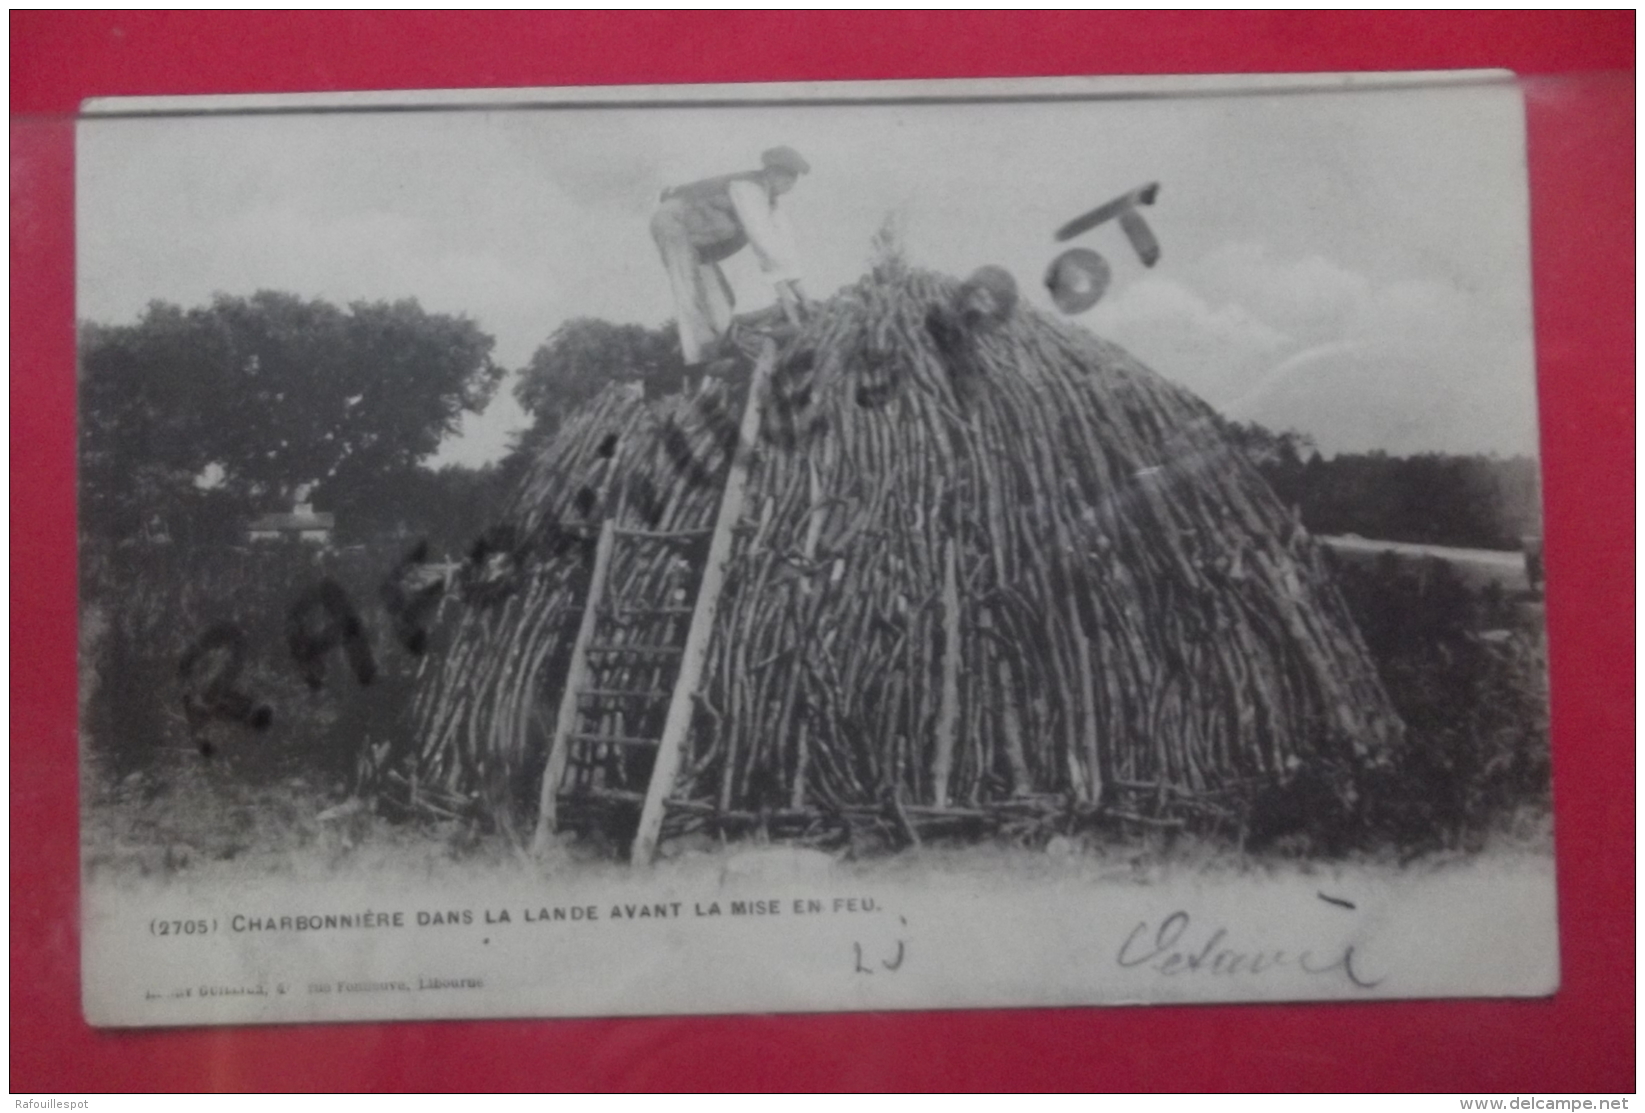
[651,206,721,366]
[695,262,744,387]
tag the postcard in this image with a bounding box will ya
[77,73,1554,1026]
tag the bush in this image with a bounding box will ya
[1326,553,1548,853]
[81,538,429,793]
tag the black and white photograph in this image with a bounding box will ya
[76,74,1556,1027]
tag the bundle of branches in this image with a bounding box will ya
[407,263,1402,840]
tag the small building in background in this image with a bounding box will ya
[247,501,335,545]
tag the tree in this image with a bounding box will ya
[1217,417,1541,550]
[79,293,502,542]
[513,318,684,445]
[348,462,516,559]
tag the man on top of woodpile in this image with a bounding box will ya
[651,145,812,379]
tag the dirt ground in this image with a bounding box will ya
[81,750,1554,892]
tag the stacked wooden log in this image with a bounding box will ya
[406,263,1402,840]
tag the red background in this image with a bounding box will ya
[11,12,1634,1093]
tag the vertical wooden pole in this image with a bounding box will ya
[1062,636,1091,805]
[631,341,776,865]
[1073,625,1104,804]
[530,519,615,855]
[980,608,1032,796]
[932,540,961,807]
[791,457,824,811]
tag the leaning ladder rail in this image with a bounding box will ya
[527,339,777,861]
[629,339,776,865]
[529,517,615,854]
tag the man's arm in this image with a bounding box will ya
[727,179,801,285]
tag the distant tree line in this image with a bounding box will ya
[78,303,698,562]
[1219,420,1541,551]
[79,292,506,557]
[80,296,1541,566]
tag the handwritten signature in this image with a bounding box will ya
[1116,910,1383,990]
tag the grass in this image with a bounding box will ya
[82,752,497,886]
[82,743,1553,893]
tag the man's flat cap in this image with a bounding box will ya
[761,146,811,175]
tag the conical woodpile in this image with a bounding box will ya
[406,263,1401,842]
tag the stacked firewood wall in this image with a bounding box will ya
[408,265,1402,834]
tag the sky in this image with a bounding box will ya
[76,76,1540,466]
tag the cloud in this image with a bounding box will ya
[1087,275,1293,406]
[1190,243,1369,344]
[1086,244,1538,456]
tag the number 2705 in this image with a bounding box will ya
[151,919,214,936]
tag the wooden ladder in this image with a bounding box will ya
[530,340,777,863]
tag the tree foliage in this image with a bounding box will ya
[1221,419,1541,550]
[79,292,502,542]
[512,318,684,446]
[352,463,516,559]
[1336,552,1549,851]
